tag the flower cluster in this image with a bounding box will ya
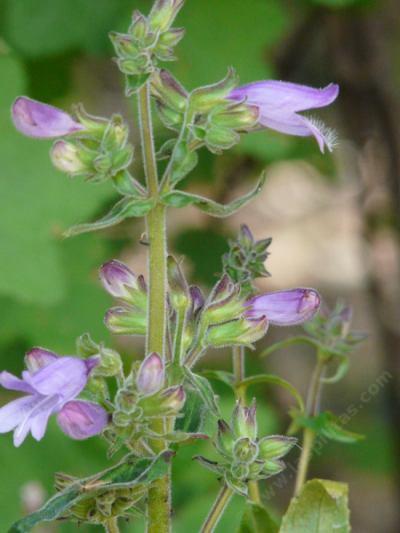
[12,97,134,187]
[195,401,296,495]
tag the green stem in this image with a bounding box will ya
[201,485,233,533]
[138,83,170,533]
[104,518,120,533]
[232,346,261,504]
[294,355,326,495]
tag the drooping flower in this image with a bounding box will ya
[245,288,320,326]
[12,97,84,139]
[0,349,108,447]
[229,81,339,152]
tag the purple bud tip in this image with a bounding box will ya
[25,347,58,373]
[137,353,165,395]
[246,288,320,326]
[12,96,83,139]
[85,356,100,375]
[99,260,137,298]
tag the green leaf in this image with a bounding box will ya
[161,172,266,217]
[9,452,171,532]
[169,141,199,184]
[280,479,350,533]
[238,374,304,413]
[183,368,220,417]
[64,196,155,237]
[175,387,215,438]
[238,503,279,533]
[201,369,236,389]
[293,411,364,443]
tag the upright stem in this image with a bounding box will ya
[232,346,261,504]
[294,355,326,495]
[201,485,233,533]
[105,518,120,533]
[138,83,170,533]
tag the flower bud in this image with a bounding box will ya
[100,260,144,304]
[151,69,188,113]
[25,347,57,372]
[262,459,285,477]
[215,420,234,457]
[115,388,138,414]
[136,353,165,396]
[258,435,296,461]
[204,316,268,348]
[93,347,122,377]
[12,96,84,138]
[51,141,90,175]
[246,288,320,326]
[233,437,259,464]
[105,307,147,336]
[140,385,186,416]
[190,68,239,114]
[203,276,244,325]
[112,410,131,428]
[168,255,190,310]
[230,462,250,480]
[232,399,257,440]
[148,0,185,33]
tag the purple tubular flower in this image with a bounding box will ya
[229,81,339,153]
[246,288,320,326]
[0,351,107,446]
[99,260,138,299]
[12,96,83,139]
[136,353,165,396]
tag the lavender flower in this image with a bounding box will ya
[12,97,83,139]
[246,288,320,326]
[229,81,339,152]
[0,349,108,446]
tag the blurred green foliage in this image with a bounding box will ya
[0,0,394,531]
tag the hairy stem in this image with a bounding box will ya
[201,485,233,533]
[294,355,326,495]
[138,83,170,533]
[232,346,261,504]
[104,518,120,533]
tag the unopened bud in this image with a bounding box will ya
[232,399,257,440]
[51,141,89,175]
[151,70,188,113]
[105,307,147,336]
[148,0,185,33]
[136,353,165,395]
[205,316,268,348]
[190,68,239,114]
[233,437,259,464]
[215,420,234,456]
[258,435,296,461]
